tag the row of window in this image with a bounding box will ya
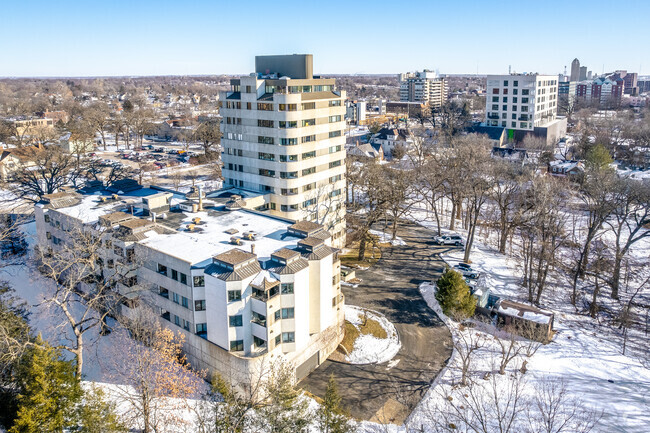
[490,104,530,113]
[225,98,340,111]
[491,96,530,104]
[492,88,531,95]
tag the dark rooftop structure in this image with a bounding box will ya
[107,178,142,194]
[255,54,313,79]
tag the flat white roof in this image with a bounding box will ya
[138,209,301,266]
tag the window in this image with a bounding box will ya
[522,89,529,95]
[171,269,178,281]
[278,104,297,111]
[329,160,342,168]
[502,97,508,103]
[259,168,275,177]
[329,130,341,138]
[159,286,169,298]
[503,80,508,86]
[329,100,341,107]
[195,300,206,311]
[302,151,316,159]
[492,104,498,110]
[257,103,273,111]
[329,115,341,123]
[107,259,114,269]
[302,118,315,127]
[522,97,529,103]
[513,80,518,87]
[301,135,316,143]
[302,182,315,192]
[513,89,518,95]
[279,121,297,128]
[492,88,499,94]
[180,273,187,285]
[492,96,498,102]
[279,154,298,162]
[275,335,281,345]
[301,102,315,110]
[245,86,252,93]
[193,276,204,287]
[183,319,191,331]
[281,283,294,294]
[229,315,243,327]
[254,336,266,347]
[174,315,180,326]
[303,198,316,208]
[126,249,135,263]
[196,323,207,337]
[511,122,516,128]
[330,174,342,183]
[280,138,297,146]
[302,167,316,176]
[173,292,179,304]
[282,332,295,343]
[252,311,266,326]
[281,308,294,319]
[274,310,281,322]
[280,171,298,179]
[230,340,244,351]
[258,152,275,161]
[44,214,50,223]
[258,119,274,128]
[329,189,341,198]
[281,188,298,195]
[258,136,274,145]
[181,296,189,309]
[228,290,241,302]
[502,105,507,111]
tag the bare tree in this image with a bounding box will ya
[526,378,601,433]
[8,146,83,203]
[36,225,144,378]
[604,178,650,299]
[109,308,205,433]
[493,324,542,375]
[84,103,111,150]
[451,322,487,386]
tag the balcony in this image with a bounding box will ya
[487,113,500,120]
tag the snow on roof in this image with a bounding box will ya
[138,209,301,266]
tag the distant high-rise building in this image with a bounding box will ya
[485,74,566,145]
[399,70,448,107]
[219,54,346,246]
[579,66,588,81]
[587,71,593,80]
[570,58,581,81]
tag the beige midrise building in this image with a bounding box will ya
[34,186,345,390]
[220,55,346,248]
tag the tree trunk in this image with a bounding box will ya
[358,234,367,261]
[611,253,623,300]
[449,201,456,231]
[590,277,601,318]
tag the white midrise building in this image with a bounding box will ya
[220,55,347,248]
[33,187,344,388]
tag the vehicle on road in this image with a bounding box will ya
[434,234,464,246]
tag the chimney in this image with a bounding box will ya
[198,185,204,211]
[251,244,255,255]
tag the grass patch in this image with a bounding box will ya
[340,314,387,353]
[340,239,382,269]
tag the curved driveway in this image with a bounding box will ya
[298,220,453,424]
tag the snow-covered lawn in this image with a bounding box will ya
[369,229,407,246]
[399,234,650,433]
[344,306,401,365]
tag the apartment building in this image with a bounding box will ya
[219,55,346,248]
[576,77,624,107]
[34,187,345,387]
[484,74,566,145]
[398,70,448,108]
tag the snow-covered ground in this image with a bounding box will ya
[369,229,407,246]
[389,208,650,432]
[344,306,401,365]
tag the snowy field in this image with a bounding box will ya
[344,306,401,365]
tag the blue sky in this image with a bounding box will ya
[1,0,648,77]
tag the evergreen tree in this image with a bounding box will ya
[257,363,310,433]
[316,375,353,433]
[211,373,256,433]
[435,268,476,319]
[77,385,126,433]
[585,143,614,170]
[9,336,82,433]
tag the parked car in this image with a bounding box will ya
[452,263,480,279]
[453,263,473,272]
[434,234,464,246]
[154,147,165,153]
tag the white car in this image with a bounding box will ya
[434,234,464,246]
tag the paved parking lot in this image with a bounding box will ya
[299,220,454,424]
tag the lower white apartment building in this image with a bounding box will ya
[34,185,345,388]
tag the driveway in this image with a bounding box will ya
[298,220,453,424]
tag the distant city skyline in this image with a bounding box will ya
[1,0,648,78]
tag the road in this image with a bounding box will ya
[299,219,454,424]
